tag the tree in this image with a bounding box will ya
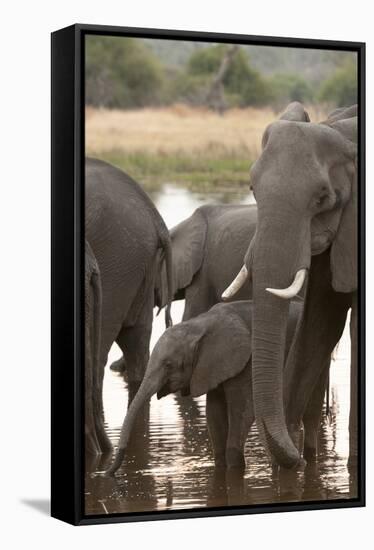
[85,36,164,108]
[318,61,357,107]
[185,45,271,107]
[268,73,313,107]
[204,45,239,112]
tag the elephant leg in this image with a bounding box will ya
[85,429,101,457]
[206,387,228,468]
[284,251,351,446]
[92,355,113,453]
[85,324,102,456]
[109,355,126,373]
[348,294,358,470]
[182,277,216,321]
[93,402,113,453]
[302,359,330,461]
[224,362,254,470]
[90,331,112,453]
[86,369,107,456]
[85,281,112,454]
[90,335,114,454]
[116,306,153,405]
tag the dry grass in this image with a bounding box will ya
[85,104,329,157]
[85,104,330,190]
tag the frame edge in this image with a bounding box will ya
[51,24,81,526]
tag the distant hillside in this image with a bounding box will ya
[142,38,356,85]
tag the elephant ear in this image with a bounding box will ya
[330,162,357,292]
[190,306,252,397]
[329,117,358,293]
[155,208,207,308]
[325,104,358,124]
[279,102,310,122]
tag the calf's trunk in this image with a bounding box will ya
[105,369,164,476]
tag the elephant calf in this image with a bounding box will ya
[107,300,301,475]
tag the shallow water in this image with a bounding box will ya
[85,184,357,516]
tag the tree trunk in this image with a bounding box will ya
[205,45,239,113]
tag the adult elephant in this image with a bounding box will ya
[159,204,257,318]
[225,103,357,468]
[110,204,257,372]
[86,158,173,407]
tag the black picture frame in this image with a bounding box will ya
[51,23,366,526]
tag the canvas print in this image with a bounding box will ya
[84,34,359,516]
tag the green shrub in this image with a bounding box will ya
[268,73,313,106]
[86,36,164,108]
[187,45,225,75]
[318,61,357,107]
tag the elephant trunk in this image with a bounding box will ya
[250,208,310,468]
[105,367,165,476]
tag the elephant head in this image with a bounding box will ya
[223,102,357,468]
[106,306,252,475]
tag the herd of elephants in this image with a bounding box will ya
[85,102,358,483]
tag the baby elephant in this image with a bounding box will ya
[107,300,301,475]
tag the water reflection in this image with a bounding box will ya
[85,184,357,515]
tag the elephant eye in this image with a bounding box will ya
[333,189,343,209]
[164,360,171,371]
[314,188,330,209]
[315,195,327,207]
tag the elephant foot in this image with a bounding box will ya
[226,448,246,470]
[110,356,126,372]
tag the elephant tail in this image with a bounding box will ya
[162,236,174,328]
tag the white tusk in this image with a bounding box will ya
[266,269,307,300]
[222,265,248,300]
